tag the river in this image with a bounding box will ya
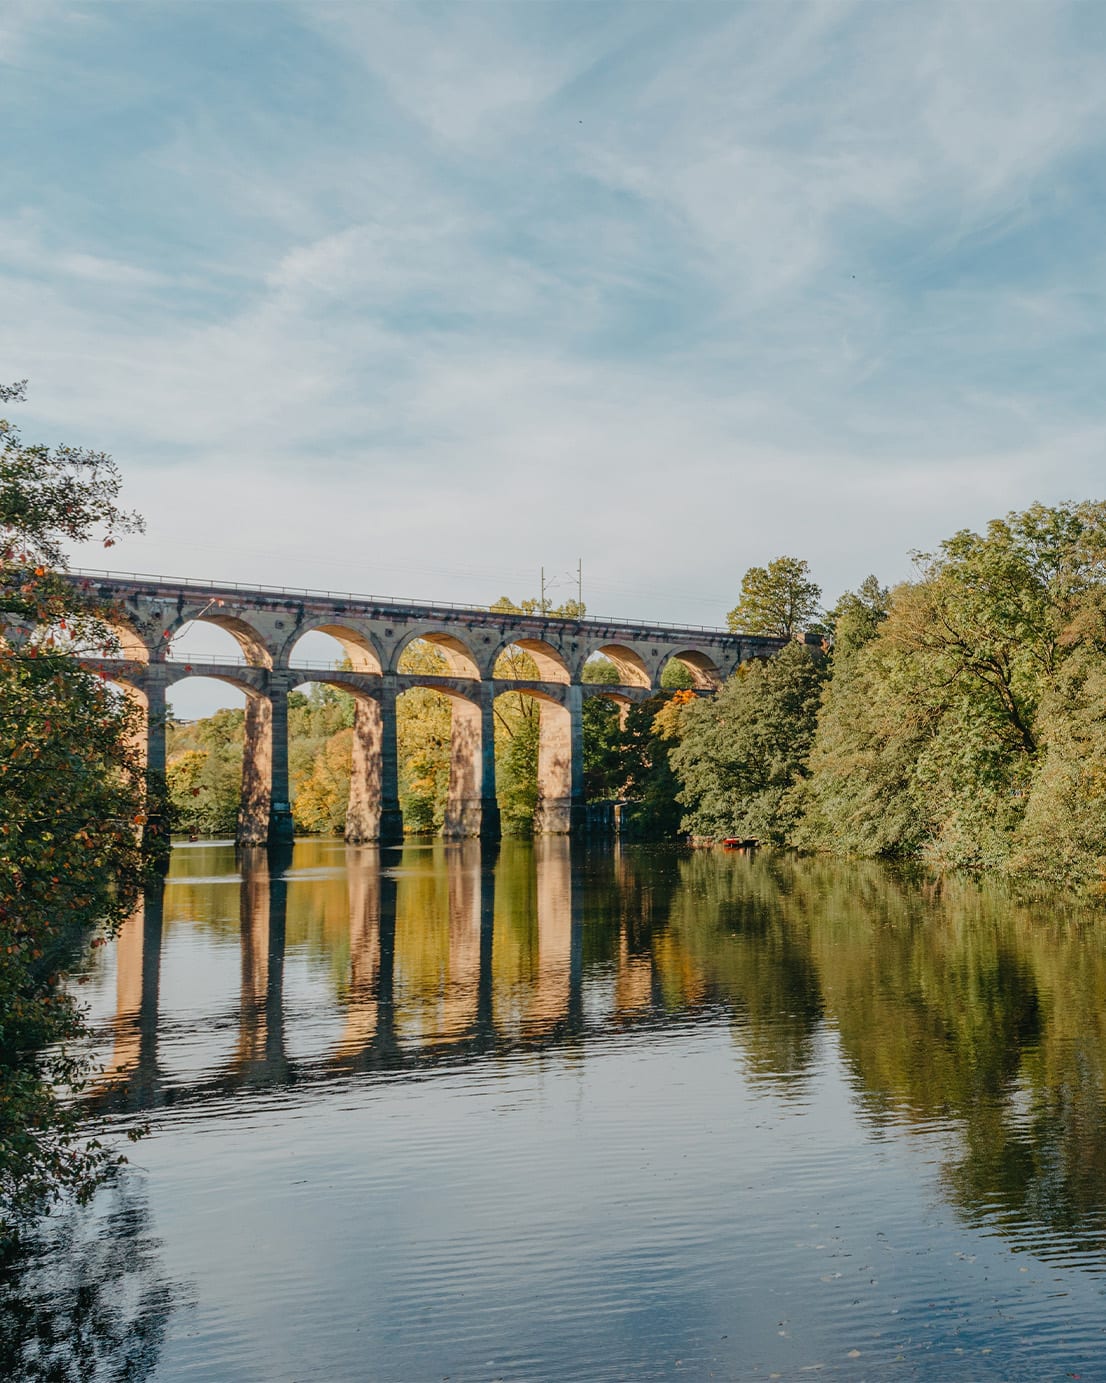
[3,839,1106,1380]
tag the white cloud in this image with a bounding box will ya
[300,2,586,149]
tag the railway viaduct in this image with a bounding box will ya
[67,571,796,844]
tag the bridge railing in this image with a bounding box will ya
[68,567,738,637]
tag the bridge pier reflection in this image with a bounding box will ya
[236,848,288,1082]
[92,883,164,1107]
[86,839,634,1113]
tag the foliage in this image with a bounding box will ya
[726,556,821,637]
[0,381,142,571]
[396,643,452,832]
[617,693,687,838]
[798,503,1106,875]
[293,730,354,836]
[659,658,696,689]
[289,685,354,835]
[1005,640,1106,889]
[490,594,586,619]
[167,709,244,836]
[672,644,827,842]
[582,697,623,800]
[826,575,889,659]
[0,381,148,1240]
[496,698,540,833]
[167,685,358,838]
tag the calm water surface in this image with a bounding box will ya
[5,839,1106,1381]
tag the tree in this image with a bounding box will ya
[617,693,688,838]
[395,643,452,832]
[672,643,827,842]
[726,557,821,638]
[293,728,354,835]
[490,594,586,619]
[799,503,1106,875]
[167,708,244,836]
[0,381,148,1240]
[826,575,889,660]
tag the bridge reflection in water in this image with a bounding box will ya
[85,839,1106,1274]
[89,839,620,1114]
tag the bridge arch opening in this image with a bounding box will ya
[582,689,630,804]
[287,679,359,837]
[14,613,149,665]
[493,685,577,836]
[165,675,250,839]
[162,612,272,669]
[658,650,720,690]
[493,687,540,834]
[395,630,479,680]
[75,615,151,663]
[287,625,381,676]
[582,652,618,684]
[590,643,650,689]
[491,637,570,685]
[162,618,264,674]
[395,659,485,837]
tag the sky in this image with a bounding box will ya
[4,0,1106,713]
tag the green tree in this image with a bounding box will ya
[293,728,354,835]
[166,707,245,836]
[726,556,821,637]
[800,503,1106,874]
[618,693,687,838]
[396,643,452,832]
[797,575,925,859]
[826,575,889,659]
[0,381,148,1239]
[289,683,354,834]
[659,658,696,689]
[582,697,623,800]
[673,643,827,842]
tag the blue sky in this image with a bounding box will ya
[4,0,1106,645]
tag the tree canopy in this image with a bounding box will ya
[726,556,821,638]
[0,383,149,1240]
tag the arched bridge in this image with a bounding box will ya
[69,570,795,844]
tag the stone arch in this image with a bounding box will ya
[488,634,571,685]
[12,610,150,664]
[159,610,273,668]
[588,643,651,689]
[281,619,383,675]
[492,683,578,835]
[89,666,156,778]
[587,687,634,712]
[161,664,268,695]
[287,676,382,843]
[161,670,271,842]
[393,628,480,679]
[657,648,722,690]
[395,679,490,838]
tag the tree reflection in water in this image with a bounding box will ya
[672,853,1106,1261]
[0,1175,183,1382]
[81,840,1106,1272]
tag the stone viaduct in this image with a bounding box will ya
[69,571,792,844]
